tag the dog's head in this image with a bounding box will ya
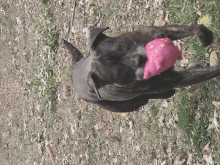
[64,28,147,100]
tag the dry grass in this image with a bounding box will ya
[0,0,219,164]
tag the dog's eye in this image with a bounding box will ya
[118,44,122,49]
[117,45,122,52]
[117,44,126,57]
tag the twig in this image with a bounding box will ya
[68,1,76,35]
[47,144,56,165]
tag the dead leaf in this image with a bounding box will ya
[55,75,61,82]
[165,12,170,23]
[198,14,212,27]
[202,142,210,151]
[207,121,215,130]
[118,113,129,118]
[190,109,201,121]
[161,160,166,165]
[153,0,164,8]
[180,55,189,68]
[207,109,219,132]
[176,152,187,161]
[210,51,218,66]
[154,15,166,26]
[89,7,94,16]
[157,154,161,158]
[158,115,164,127]
[212,101,220,109]
[213,109,219,132]
[131,150,137,160]
[159,100,168,110]
[203,153,214,165]
[197,104,204,110]
[186,46,196,55]
[190,110,196,115]
[187,89,200,98]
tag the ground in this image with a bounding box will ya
[0,0,219,164]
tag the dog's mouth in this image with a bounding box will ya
[135,67,145,81]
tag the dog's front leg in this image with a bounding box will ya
[123,25,213,47]
[175,63,220,88]
[143,24,213,46]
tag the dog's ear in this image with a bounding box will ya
[89,27,109,49]
[63,40,83,64]
[88,73,102,100]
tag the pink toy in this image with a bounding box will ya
[143,38,182,79]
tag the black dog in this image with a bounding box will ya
[64,25,220,112]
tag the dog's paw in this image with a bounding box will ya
[197,25,213,47]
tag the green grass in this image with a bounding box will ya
[177,80,220,157]
[88,142,99,165]
[166,0,220,159]
[166,0,220,39]
[41,0,49,6]
[29,7,58,113]
[93,6,100,17]
[176,87,210,157]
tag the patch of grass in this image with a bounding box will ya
[166,0,220,39]
[93,6,100,17]
[213,142,220,163]
[41,0,49,6]
[29,11,58,113]
[134,14,140,20]
[83,105,99,129]
[88,142,98,165]
[149,104,159,117]
[145,116,153,131]
[46,119,54,129]
[166,0,197,25]
[30,49,57,112]
[166,0,220,160]
[43,26,59,53]
[175,82,218,157]
[12,116,20,127]
[151,148,157,159]
[199,0,220,39]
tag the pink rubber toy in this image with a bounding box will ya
[143,38,182,79]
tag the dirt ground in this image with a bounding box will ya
[0,0,219,164]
